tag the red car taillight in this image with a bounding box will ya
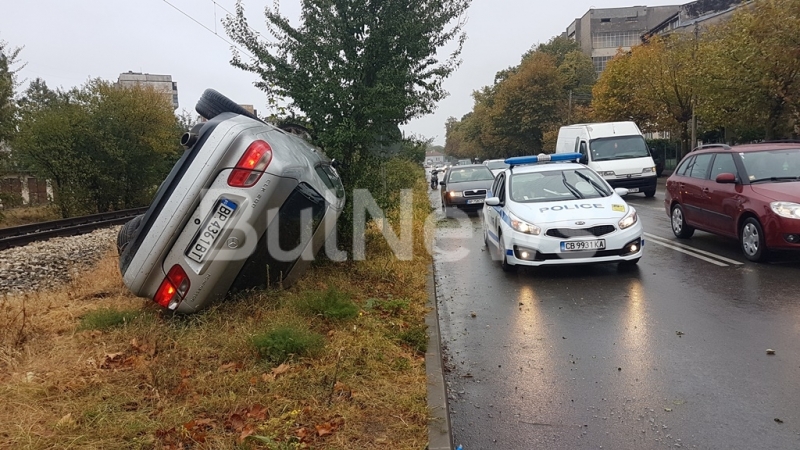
[227,140,273,187]
[154,264,191,310]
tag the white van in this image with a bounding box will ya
[555,121,657,197]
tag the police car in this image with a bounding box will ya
[482,153,643,271]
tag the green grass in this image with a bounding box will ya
[77,307,141,331]
[252,323,325,364]
[295,287,359,321]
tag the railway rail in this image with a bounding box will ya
[0,207,149,251]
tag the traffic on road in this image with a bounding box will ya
[428,165,800,449]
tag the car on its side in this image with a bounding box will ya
[664,142,800,262]
[440,164,495,218]
[483,159,510,178]
[117,89,346,314]
[483,153,643,271]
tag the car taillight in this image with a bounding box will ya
[228,140,273,187]
[154,264,190,310]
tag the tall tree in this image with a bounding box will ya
[697,0,800,140]
[0,38,23,145]
[223,0,469,179]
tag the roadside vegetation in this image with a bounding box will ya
[445,0,800,161]
[0,164,434,449]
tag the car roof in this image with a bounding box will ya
[507,161,588,175]
[692,142,800,155]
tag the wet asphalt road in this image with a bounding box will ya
[430,178,800,450]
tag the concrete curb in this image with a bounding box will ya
[426,261,452,450]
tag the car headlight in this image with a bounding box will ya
[642,166,656,173]
[449,191,463,198]
[619,207,638,229]
[770,202,800,219]
[601,171,616,177]
[509,212,541,235]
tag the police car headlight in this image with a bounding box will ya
[618,208,638,229]
[509,212,541,235]
[642,166,656,173]
[601,171,616,177]
[449,191,463,198]
[770,202,800,219]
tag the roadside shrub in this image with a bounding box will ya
[296,287,359,321]
[252,324,325,364]
[78,308,141,331]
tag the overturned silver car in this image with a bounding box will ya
[118,89,345,314]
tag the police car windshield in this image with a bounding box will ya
[590,135,649,161]
[510,168,611,202]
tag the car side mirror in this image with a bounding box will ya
[580,154,588,164]
[485,197,501,206]
[439,182,446,187]
[715,173,737,184]
[614,187,630,196]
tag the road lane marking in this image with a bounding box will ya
[644,232,744,266]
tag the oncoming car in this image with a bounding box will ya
[440,164,495,218]
[117,89,345,314]
[483,153,643,271]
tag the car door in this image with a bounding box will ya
[681,153,714,227]
[485,173,505,246]
[704,152,742,237]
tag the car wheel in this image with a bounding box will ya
[499,236,517,272]
[117,214,144,254]
[644,189,656,198]
[195,88,261,122]
[670,204,695,238]
[443,202,453,219]
[740,217,768,262]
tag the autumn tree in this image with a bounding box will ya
[0,38,23,145]
[697,0,800,140]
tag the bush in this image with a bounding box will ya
[252,324,325,364]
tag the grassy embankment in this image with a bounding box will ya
[0,164,435,449]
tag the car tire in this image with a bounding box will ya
[195,88,261,122]
[117,214,144,254]
[670,204,695,238]
[644,189,656,198]
[740,217,768,262]
[499,236,517,272]
[443,202,453,219]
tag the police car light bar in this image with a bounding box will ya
[505,153,583,168]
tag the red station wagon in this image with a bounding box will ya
[664,142,800,262]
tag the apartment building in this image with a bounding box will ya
[117,71,179,110]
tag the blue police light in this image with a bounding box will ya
[505,153,583,168]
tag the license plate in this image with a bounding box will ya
[628,187,639,193]
[467,199,484,204]
[561,239,606,251]
[186,198,238,263]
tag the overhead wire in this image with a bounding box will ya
[161,0,256,60]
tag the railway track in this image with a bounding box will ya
[0,207,149,251]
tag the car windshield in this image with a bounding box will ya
[590,135,650,161]
[740,148,800,182]
[447,166,495,182]
[486,161,509,170]
[510,168,612,202]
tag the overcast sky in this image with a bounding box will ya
[3,0,684,146]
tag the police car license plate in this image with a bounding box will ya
[467,199,484,204]
[186,198,238,263]
[628,187,639,193]
[561,239,606,251]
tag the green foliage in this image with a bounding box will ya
[224,0,471,243]
[12,79,182,216]
[78,308,142,331]
[296,287,359,321]
[252,324,325,364]
[0,37,23,144]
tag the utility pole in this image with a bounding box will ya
[689,23,699,154]
[568,90,573,123]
